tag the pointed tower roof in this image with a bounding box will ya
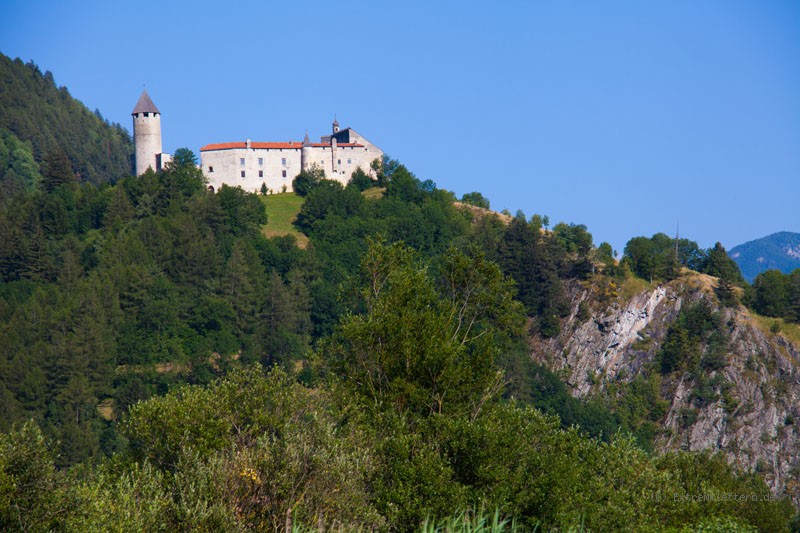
[302,132,312,147]
[132,90,160,115]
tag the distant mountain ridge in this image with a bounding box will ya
[728,231,800,282]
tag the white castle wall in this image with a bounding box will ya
[203,145,301,194]
[202,132,382,194]
[316,144,380,180]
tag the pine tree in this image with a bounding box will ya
[42,147,76,192]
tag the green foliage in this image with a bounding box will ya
[385,164,427,203]
[292,164,325,196]
[0,157,299,462]
[169,147,197,168]
[215,183,268,235]
[703,242,745,285]
[501,354,623,442]
[420,508,517,532]
[605,372,669,450]
[42,146,77,192]
[0,128,41,193]
[258,269,311,366]
[0,134,794,532]
[460,191,490,209]
[498,216,569,336]
[324,240,523,419]
[348,166,374,191]
[0,421,76,531]
[552,222,592,256]
[596,241,614,265]
[701,242,745,307]
[658,300,730,377]
[295,179,364,234]
[119,366,381,530]
[747,268,800,324]
[654,451,795,532]
[0,54,133,185]
[624,233,705,281]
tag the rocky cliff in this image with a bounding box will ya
[530,273,800,499]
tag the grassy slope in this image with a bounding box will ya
[260,193,309,247]
[749,313,800,348]
[259,188,387,248]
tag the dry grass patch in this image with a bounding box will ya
[619,276,654,301]
[453,201,513,224]
[97,399,115,421]
[361,187,386,200]
[748,312,800,348]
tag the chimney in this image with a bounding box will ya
[246,139,251,149]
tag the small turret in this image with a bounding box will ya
[132,90,163,175]
[332,117,339,134]
[301,132,312,171]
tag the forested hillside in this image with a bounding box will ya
[2,62,800,529]
[1,145,798,530]
[0,53,132,187]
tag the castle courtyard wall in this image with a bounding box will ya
[203,146,300,194]
[200,128,382,193]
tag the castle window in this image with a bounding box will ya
[240,158,245,167]
[241,171,245,178]
[281,158,287,166]
[259,170,263,178]
[143,112,149,117]
[208,166,214,173]
[282,170,287,178]
[337,159,341,165]
[347,158,351,165]
[258,158,263,166]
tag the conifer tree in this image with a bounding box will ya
[42,146,75,192]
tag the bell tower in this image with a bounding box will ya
[132,90,163,175]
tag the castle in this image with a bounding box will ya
[131,90,171,175]
[132,91,382,192]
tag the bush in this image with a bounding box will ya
[292,164,325,196]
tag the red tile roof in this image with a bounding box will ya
[200,141,364,151]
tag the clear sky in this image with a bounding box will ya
[1,0,798,254]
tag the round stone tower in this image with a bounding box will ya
[131,90,163,176]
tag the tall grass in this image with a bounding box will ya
[288,508,524,532]
[420,508,520,533]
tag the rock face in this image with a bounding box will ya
[530,275,800,499]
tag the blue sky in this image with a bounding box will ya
[1,0,798,254]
